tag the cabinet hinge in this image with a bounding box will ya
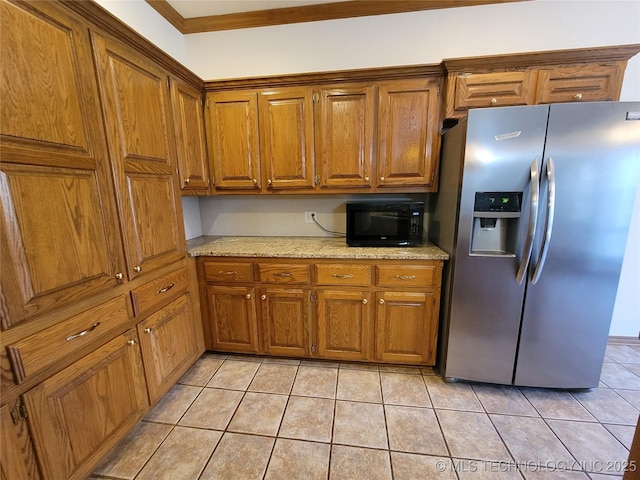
[167,78,170,89]
[311,344,318,354]
[310,291,317,303]
[9,400,28,425]
[211,175,215,185]
[312,92,319,103]
[206,98,211,108]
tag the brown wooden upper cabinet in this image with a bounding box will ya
[443,46,638,119]
[204,77,441,194]
[205,90,261,190]
[0,0,125,328]
[170,78,210,194]
[92,32,186,281]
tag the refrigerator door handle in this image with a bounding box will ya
[516,159,539,285]
[531,157,556,284]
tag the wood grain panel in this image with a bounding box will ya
[316,289,372,361]
[259,88,315,190]
[257,263,311,284]
[0,404,41,480]
[453,71,534,112]
[23,330,148,480]
[376,264,438,288]
[130,266,189,316]
[316,85,375,189]
[535,63,625,104]
[316,264,372,286]
[261,288,310,357]
[205,91,261,190]
[203,261,254,283]
[377,79,440,187]
[170,78,210,194]
[137,294,200,403]
[206,285,259,352]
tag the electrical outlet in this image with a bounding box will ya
[305,211,317,223]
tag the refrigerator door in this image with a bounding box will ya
[444,105,549,384]
[515,102,640,389]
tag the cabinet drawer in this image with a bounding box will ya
[258,263,311,284]
[316,264,372,286]
[535,64,623,104]
[203,261,254,283]
[377,265,437,288]
[131,267,189,316]
[6,295,131,384]
[452,71,533,111]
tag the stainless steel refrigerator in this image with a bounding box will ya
[430,101,640,389]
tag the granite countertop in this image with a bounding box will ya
[187,236,449,261]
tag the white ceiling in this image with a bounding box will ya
[166,0,344,18]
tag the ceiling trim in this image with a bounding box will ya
[146,0,530,34]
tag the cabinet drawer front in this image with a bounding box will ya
[7,295,131,383]
[316,264,372,286]
[130,267,189,316]
[203,261,254,283]
[535,64,623,104]
[454,71,532,110]
[258,263,311,284]
[376,265,437,288]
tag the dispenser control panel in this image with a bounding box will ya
[474,192,522,213]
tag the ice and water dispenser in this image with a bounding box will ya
[470,192,522,256]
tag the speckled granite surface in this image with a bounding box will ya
[187,236,449,260]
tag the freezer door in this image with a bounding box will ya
[444,105,549,384]
[515,102,640,389]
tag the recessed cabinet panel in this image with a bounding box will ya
[261,288,310,357]
[377,80,440,187]
[535,64,625,104]
[206,285,259,352]
[259,89,315,190]
[205,91,261,190]
[0,165,120,328]
[453,71,533,112]
[170,78,210,193]
[316,85,375,189]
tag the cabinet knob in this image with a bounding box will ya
[133,265,142,273]
[115,272,124,280]
[490,98,498,105]
[261,294,267,300]
[128,339,136,346]
[184,178,190,186]
[573,93,583,100]
[364,176,369,182]
[362,298,368,304]
[267,179,272,186]
[252,178,258,185]
[246,293,251,299]
[379,299,385,304]
[144,327,151,334]
[379,176,385,183]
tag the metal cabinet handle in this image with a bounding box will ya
[364,176,369,182]
[220,271,237,276]
[115,272,124,280]
[184,178,191,186]
[490,98,498,105]
[332,273,353,279]
[66,322,101,342]
[245,293,251,299]
[157,283,175,294]
[133,265,142,273]
[394,275,417,280]
[261,294,267,300]
[379,176,385,183]
[573,93,583,100]
[362,299,368,304]
[273,272,292,277]
[128,339,136,346]
[379,299,385,304]
[144,327,152,334]
[267,179,272,185]
[252,178,257,185]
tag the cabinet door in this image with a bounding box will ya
[316,289,372,361]
[375,291,437,365]
[205,285,259,353]
[315,85,375,189]
[0,403,41,480]
[535,63,625,104]
[23,330,148,480]
[205,91,261,190]
[137,294,202,404]
[92,33,185,280]
[377,79,440,188]
[447,71,534,117]
[260,288,310,357]
[0,1,124,328]
[170,78,210,194]
[259,88,315,190]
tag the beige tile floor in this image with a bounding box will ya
[91,343,640,480]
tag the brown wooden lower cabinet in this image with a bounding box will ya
[199,257,442,365]
[137,293,201,404]
[22,330,148,480]
[1,403,41,480]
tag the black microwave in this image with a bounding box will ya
[346,202,424,247]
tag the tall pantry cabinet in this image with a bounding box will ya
[0,1,203,479]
